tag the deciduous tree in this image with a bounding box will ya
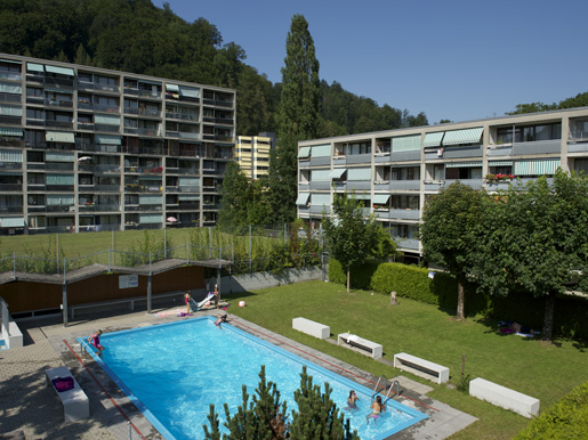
[322,193,382,294]
[420,182,487,319]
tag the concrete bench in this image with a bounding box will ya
[70,291,186,319]
[469,378,540,418]
[292,317,330,339]
[46,366,90,423]
[338,333,383,359]
[393,352,450,384]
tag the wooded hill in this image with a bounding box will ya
[0,0,428,137]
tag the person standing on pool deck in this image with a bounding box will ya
[184,291,193,314]
[88,329,105,354]
[213,284,219,309]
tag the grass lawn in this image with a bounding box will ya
[226,280,588,440]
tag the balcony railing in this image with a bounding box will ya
[0,205,23,213]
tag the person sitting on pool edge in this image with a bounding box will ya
[184,291,193,314]
[88,329,105,355]
[366,395,385,425]
[215,314,229,327]
[345,390,360,410]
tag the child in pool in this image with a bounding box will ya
[88,329,105,354]
[366,395,385,425]
[346,390,360,410]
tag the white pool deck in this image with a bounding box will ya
[0,305,477,440]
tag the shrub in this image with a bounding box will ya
[513,380,588,440]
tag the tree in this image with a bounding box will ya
[289,366,359,440]
[322,193,382,294]
[475,171,588,342]
[420,182,487,320]
[218,162,270,232]
[203,365,288,439]
[204,366,358,440]
[268,14,320,225]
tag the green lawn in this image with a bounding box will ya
[226,280,588,440]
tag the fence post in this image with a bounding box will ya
[62,257,68,327]
[186,242,189,264]
[209,227,212,258]
[249,225,252,273]
[13,251,16,280]
[109,247,112,272]
[56,233,59,274]
[164,228,167,258]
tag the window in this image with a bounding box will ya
[445,167,483,180]
[497,123,561,143]
[392,167,420,181]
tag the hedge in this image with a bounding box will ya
[513,380,588,440]
[328,258,588,340]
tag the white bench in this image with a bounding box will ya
[46,366,90,423]
[469,378,540,418]
[337,333,383,359]
[293,317,330,340]
[393,352,450,384]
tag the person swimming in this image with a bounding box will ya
[215,314,228,327]
[366,395,385,425]
[346,390,360,410]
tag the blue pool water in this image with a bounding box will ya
[81,317,426,440]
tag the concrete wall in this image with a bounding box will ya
[216,267,323,295]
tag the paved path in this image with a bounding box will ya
[0,305,476,439]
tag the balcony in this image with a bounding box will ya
[94,184,121,192]
[390,180,421,191]
[76,82,120,93]
[0,138,24,148]
[0,72,21,81]
[345,154,371,165]
[0,205,23,214]
[0,163,22,171]
[513,139,561,156]
[0,183,22,191]
[0,93,21,103]
[394,238,420,251]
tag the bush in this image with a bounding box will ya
[513,380,588,440]
[327,258,379,290]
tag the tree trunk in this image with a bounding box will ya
[347,266,350,294]
[542,292,556,342]
[456,281,465,320]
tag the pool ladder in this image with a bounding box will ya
[372,375,402,403]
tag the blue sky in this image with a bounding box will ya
[154,0,588,125]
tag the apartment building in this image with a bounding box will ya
[297,108,588,259]
[0,54,235,235]
[234,132,276,179]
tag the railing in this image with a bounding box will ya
[0,138,24,148]
[165,112,198,121]
[0,184,22,191]
[0,163,22,171]
[0,205,23,213]
[0,92,21,102]
[138,89,162,99]
[0,72,21,81]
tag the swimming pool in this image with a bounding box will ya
[81,317,427,440]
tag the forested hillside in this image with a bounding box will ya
[0,0,427,136]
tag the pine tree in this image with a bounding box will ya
[289,366,359,440]
[268,14,321,225]
[203,366,288,439]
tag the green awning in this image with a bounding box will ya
[46,131,75,143]
[178,195,200,201]
[445,162,483,168]
[355,194,371,200]
[178,177,199,186]
[514,159,561,176]
[95,114,120,125]
[423,131,444,147]
[0,217,25,228]
[139,195,162,204]
[330,168,347,179]
[298,146,311,158]
[26,63,44,72]
[139,214,163,224]
[179,86,200,98]
[311,144,331,157]
[0,58,21,64]
[311,194,330,206]
[0,127,23,137]
[0,150,23,162]
[311,169,330,181]
[165,84,180,92]
[442,128,483,145]
[372,194,390,204]
[347,168,372,181]
[95,135,121,145]
[46,152,74,162]
[392,135,421,152]
[295,193,310,205]
[46,195,74,206]
[46,174,74,185]
[0,105,23,116]
[489,161,513,167]
[45,65,74,76]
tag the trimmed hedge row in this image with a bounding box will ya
[328,258,588,340]
[512,380,588,440]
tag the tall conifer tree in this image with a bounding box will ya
[268,14,320,225]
